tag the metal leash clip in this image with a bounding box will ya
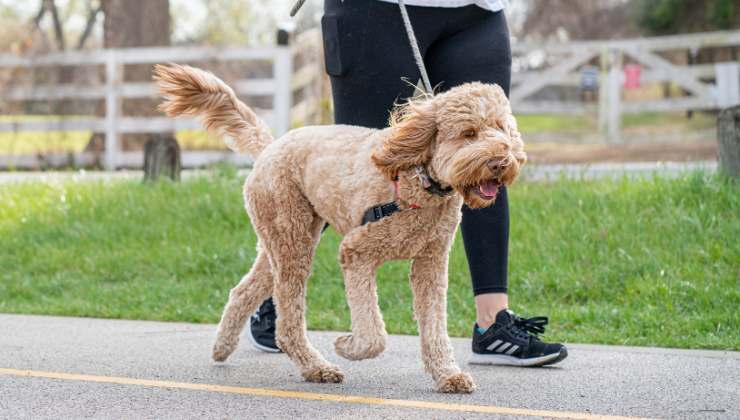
[414,166,433,189]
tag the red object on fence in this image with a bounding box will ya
[624,64,641,89]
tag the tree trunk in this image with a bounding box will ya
[143,135,181,182]
[88,0,171,155]
[717,106,740,180]
[103,0,170,49]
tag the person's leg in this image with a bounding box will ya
[425,8,512,329]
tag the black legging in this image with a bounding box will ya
[322,0,511,295]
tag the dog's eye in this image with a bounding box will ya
[462,129,477,138]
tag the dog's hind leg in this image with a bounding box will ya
[333,235,387,361]
[212,249,273,362]
[410,250,475,394]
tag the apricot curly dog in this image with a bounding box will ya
[154,64,525,393]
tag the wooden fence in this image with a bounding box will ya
[510,30,740,142]
[1,29,739,168]
[0,29,322,169]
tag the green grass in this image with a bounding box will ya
[516,114,591,134]
[622,112,715,130]
[1,170,738,350]
[516,112,716,135]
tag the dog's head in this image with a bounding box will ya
[372,82,526,208]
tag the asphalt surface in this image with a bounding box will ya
[0,315,738,419]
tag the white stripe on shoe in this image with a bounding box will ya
[505,345,519,355]
[496,342,511,353]
[486,339,503,351]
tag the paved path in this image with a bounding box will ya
[0,315,737,419]
[0,161,717,184]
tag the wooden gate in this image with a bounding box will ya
[510,30,740,142]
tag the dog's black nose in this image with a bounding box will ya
[487,159,504,174]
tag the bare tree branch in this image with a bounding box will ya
[46,0,66,50]
[29,0,54,51]
[76,3,102,50]
[33,0,47,29]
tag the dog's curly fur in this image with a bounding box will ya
[154,64,525,394]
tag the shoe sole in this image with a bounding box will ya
[246,325,282,354]
[469,347,568,367]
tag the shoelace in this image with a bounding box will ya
[512,315,549,336]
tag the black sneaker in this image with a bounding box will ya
[247,298,282,353]
[469,309,567,366]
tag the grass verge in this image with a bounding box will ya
[0,170,737,350]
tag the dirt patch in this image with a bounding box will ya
[527,140,717,164]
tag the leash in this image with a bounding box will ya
[397,0,433,94]
[289,0,306,17]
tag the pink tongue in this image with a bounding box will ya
[479,180,499,198]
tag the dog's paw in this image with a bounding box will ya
[212,339,237,362]
[437,372,475,394]
[334,334,386,361]
[302,364,345,383]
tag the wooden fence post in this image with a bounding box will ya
[715,62,740,109]
[274,30,293,137]
[717,105,740,179]
[104,51,121,170]
[598,48,609,134]
[606,49,623,143]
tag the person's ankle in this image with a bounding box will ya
[476,311,504,330]
[474,293,509,330]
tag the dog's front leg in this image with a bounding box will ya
[334,239,387,361]
[410,251,475,394]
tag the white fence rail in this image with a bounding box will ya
[510,30,740,142]
[0,29,322,169]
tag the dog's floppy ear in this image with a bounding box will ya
[372,97,437,180]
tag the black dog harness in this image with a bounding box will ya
[361,166,454,225]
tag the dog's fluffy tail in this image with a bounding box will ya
[154,64,272,158]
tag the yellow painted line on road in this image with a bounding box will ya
[1,367,656,420]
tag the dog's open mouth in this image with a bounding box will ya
[470,179,501,200]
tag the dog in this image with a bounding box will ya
[154,64,525,393]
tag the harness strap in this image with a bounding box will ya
[361,177,421,225]
[361,202,400,225]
